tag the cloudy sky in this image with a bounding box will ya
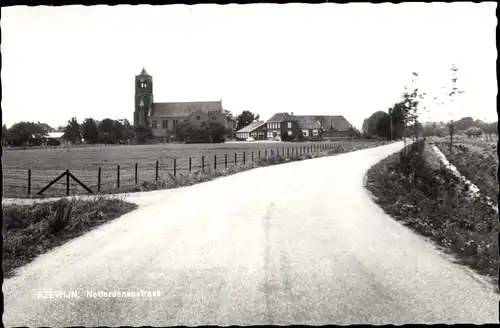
[2,3,497,129]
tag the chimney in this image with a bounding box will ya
[291,112,294,118]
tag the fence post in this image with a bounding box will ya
[117,165,120,189]
[251,151,254,162]
[287,148,289,156]
[265,150,267,157]
[225,154,228,168]
[66,169,70,196]
[156,161,159,180]
[98,167,101,193]
[202,156,205,171]
[235,153,237,165]
[259,150,261,159]
[174,159,177,177]
[28,169,31,195]
[214,155,217,170]
[135,163,138,185]
[243,152,246,165]
[189,158,192,173]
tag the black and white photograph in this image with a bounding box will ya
[1,2,498,326]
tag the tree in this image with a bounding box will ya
[388,102,406,139]
[236,110,260,131]
[455,117,475,131]
[490,121,498,140]
[362,111,388,137]
[375,115,392,140]
[464,126,483,138]
[81,118,98,144]
[208,122,226,143]
[97,118,115,144]
[6,121,45,146]
[121,119,135,143]
[401,72,425,142]
[2,124,9,145]
[110,120,126,143]
[446,64,465,155]
[347,125,361,138]
[63,117,82,144]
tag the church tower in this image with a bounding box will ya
[134,68,154,127]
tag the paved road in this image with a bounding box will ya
[3,141,498,326]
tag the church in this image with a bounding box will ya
[134,68,230,139]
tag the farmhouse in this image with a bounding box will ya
[44,132,65,145]
[294,115,353,138]
[297,118,322,140]
[265,112,301,140]
[134,68,232,139]
[263,112,353,140]
[235,121,266,140]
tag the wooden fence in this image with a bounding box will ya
[3,140,387,198]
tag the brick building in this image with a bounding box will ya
[133,68,231,139]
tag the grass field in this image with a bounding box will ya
[3,139,382,198]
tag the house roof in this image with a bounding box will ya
[152,101,223,117]
[236,121,266,133]
[293,115,352,131]
[47,132,64,138]
[297,118,322,130]
[266,112,295,122]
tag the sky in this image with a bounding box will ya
[1,3,497,130]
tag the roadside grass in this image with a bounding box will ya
[365,139,499,288]
[433,138,498,208]
[2,196,138,278]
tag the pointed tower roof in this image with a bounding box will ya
[138,67,151,76]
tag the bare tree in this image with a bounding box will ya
[401,71,426,145]
[447,64,465,155]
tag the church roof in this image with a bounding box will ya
[138,67,151,76]
[152,101,223,117]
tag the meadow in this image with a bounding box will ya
[3,139,379,198]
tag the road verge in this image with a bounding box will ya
[364,139,499,290]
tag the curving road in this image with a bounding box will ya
[3,141,499,326]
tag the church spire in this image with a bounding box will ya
[139,67,150,76]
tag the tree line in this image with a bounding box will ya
[360,66,497,143]
[2,109,245,147]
